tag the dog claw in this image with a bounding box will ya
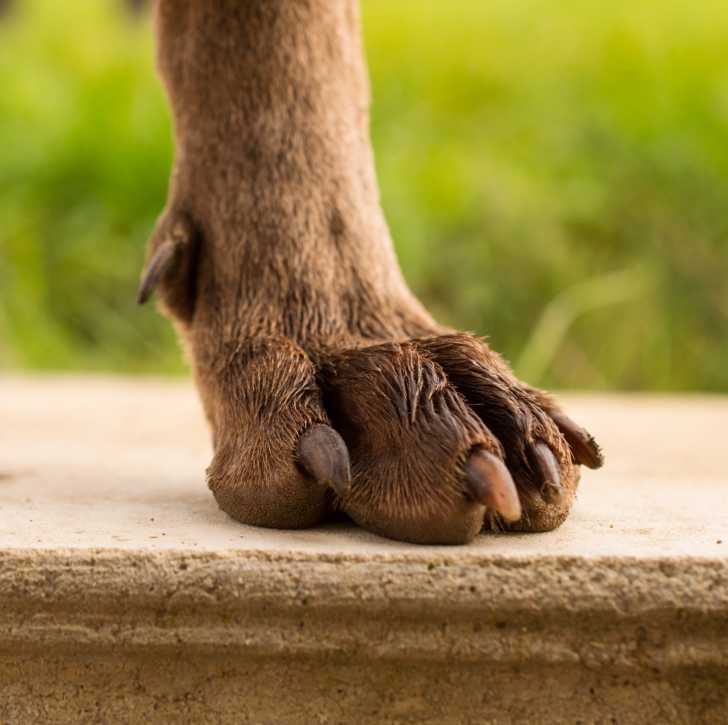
[549,411,604,469]
[298,424,352,496]
[532,441,564,504]
[463,449,521,522]
[137,240,178,304]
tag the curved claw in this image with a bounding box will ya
[463,449,521,523]
[298,424,351,496]
[137,240,178,304]
[549,411,604,469]
[531,441,564,504]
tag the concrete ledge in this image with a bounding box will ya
[1,377,727,723]
[3,550,727,665]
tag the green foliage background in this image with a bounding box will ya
[1,0,727,389]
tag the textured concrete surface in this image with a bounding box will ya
[1,376,727,724]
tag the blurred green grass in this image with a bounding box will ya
[1,0,727,389]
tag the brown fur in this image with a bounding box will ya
[141,0,602,544]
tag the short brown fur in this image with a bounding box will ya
[141,0,602,544]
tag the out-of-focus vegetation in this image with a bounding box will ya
[1,0,727,389]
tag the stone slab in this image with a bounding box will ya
[1,376,726,557]
[1,376,727,724]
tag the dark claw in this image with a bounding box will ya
[298,424,351,496]
[463,449,521,522]
[137,240,178,304]
[531,441,564,504]
[549,411,604,469]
